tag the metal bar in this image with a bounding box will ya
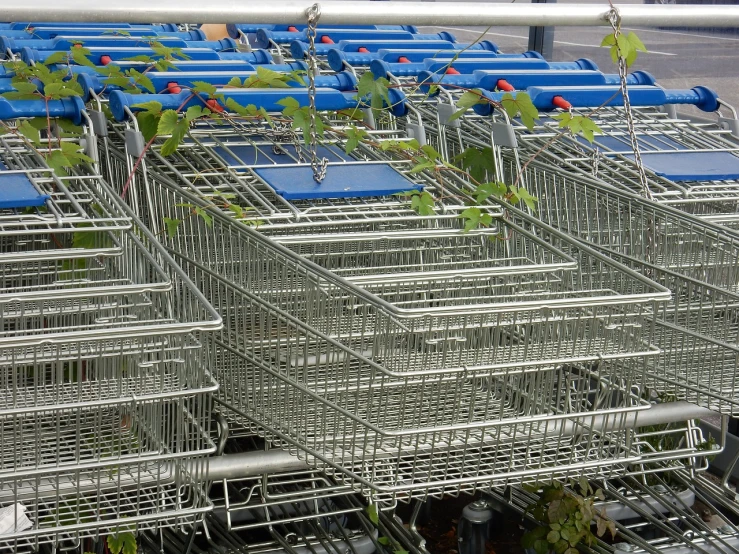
[4,1,739,28]
[202,402,715,481]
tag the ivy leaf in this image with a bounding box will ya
[17,120,41,145]
[42,51,68,66]
[157,110,180,136]
[227,76,242,88]
[190,80,217,97]
[291,107,324,144]
[448,90,484,122]
[624,32,647,66]
[160,119,189,156]
[510,186,538,212]
[154,59,178,72]
[367,504,379,525]
[163,217,182,237]
[377,537,390,546]
[500,92,539,130]
[71,48,97,68]
[344,125,368,154]
[59,141,93,164]
[126,68,155,93]
[460,207,493,232]
[43,82,80,99]
[44,150,72,175]
[136,112,159,141]
[356,72,391,112]
[185,105,211,122]
[554,113,602,143]
[253,65,291,88]
[289,69,307,87]
[409,190,435,216]
[133,100,163,115]
[453,146,496,184]
[225,97,257,116]
[473,181,507,204]
[276,96,300,116]
[2,80,40,100]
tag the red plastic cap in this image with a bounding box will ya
[320,35,334,44]
[167,82,182,94]
[552,96,572,110]
[398,56,411,64]
[287,26,298,32]
[100,55,112,66]
[445,67,460,75]
[497,79,515,92]
[205,99,225,113]
[358,47,369,53]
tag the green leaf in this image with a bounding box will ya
[17,120,41,145]
[133,100,163,115]
[157,110,180,136]
[356,72,391,112]
[227,76,242,88]
[344,125,368,155]
[71,48,97,68]
[510,186,538,212]
[194,206,213,227]
[547,530,561,544]
[190,80,217,97]
[500,92,539,130]
[472,181,507,204]
[448,90,484,122]
[276,96,301,115]
[42,51,68,66]
[2,80,39,100]
[377,537,390,546]
[254,65,292,88]
[367,504,379,525]
[126,68,155,93]
[453,146,496,184]
[408,190,435,216]
[136,112,160,142]
[43,82,80,99]
[460,207,493,232]
[163,217,182,237]
[185,105,211,122]
[44,150,72,175]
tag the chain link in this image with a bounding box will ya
[306,3,329,182]
[608,7,652,201]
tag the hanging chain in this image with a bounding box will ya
[608,7,652,201]
[306,3,328,182]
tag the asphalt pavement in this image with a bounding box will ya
[411,0,739,112]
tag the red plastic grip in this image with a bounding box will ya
[358,47,369,53]
[445,67,460,75]
[398,56,411,64]
[287,26,298,32]
[552,96,572,110]
[320,35,334,44]
[100,55,112,65]
[206,99,225,113]
[167,82,182,94]
[496,79,515,92]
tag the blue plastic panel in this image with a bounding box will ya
[0,167,49,208]
[213,143,347,166]
[583,133,688,152]
[633,152,739,181]
[254,162,422,200]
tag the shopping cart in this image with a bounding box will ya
[0,96,222,552]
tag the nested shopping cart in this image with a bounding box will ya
[0,107,222,552]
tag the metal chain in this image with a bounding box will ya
[608,7,652,201]
[591,148,601,178]
[306,3,328,182]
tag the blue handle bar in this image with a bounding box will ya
[422,58,599,75]
[1,36,239,55]
[78,70,357,100]
[472,85,720,115]
[417,69,656,94]
[0,23,179,31]
[109,87,407,121]
[0,28,207,40]
[254,28,452,48]
[0,96,86,125]
[377,50,545,64]
[371,57,563,79]
[109,60,303,73]
[21,46,273,65]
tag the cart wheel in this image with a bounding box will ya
[457,500,493,554]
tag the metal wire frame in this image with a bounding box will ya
[101,114,481,234]
[0,395,215,551]
[0,129,132,238]
[495,471,739,554]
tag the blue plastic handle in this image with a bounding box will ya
[417,69,657,94]
[255,29,452,48]
[378,50,544,64]
[0,27,207,40]
[0,96,85,124]
[21,46,272,65]
[1,36,240,54]
[324,40,497,71]
[472,85,720,115]
[109,87,407,121]
[372,57,553,79]
[106,60,255,73]
[78,70,357,100]
[423,58,598,75]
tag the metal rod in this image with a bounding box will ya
[4,1,739,28]
[202,402,715,480]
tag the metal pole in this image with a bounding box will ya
[3,1,739,28]
[528,0,556,60]
[200,402,715,481]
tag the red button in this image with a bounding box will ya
[100,55,112,65]
[358,47,369,53]
[398,56,411,64]
[496,79,515,92]
[445,67,460,75]
[320,35,334,44]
